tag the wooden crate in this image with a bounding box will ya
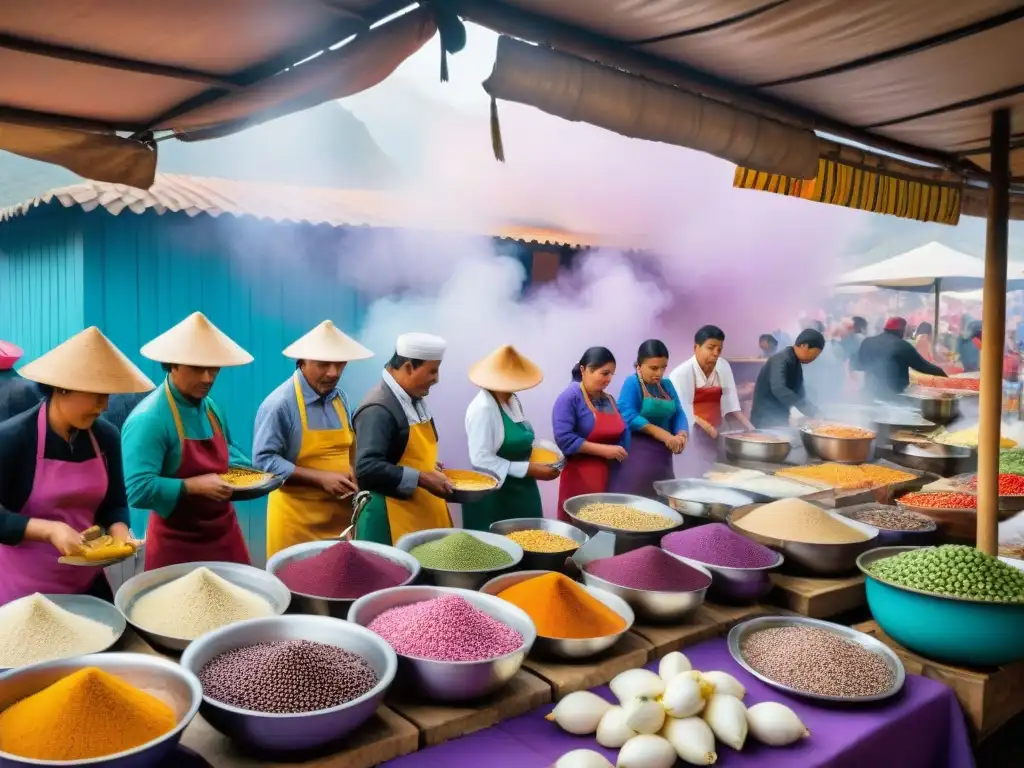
[856,620,1024,741]
[387,670,551,748]
[767,573,865,619]
[523,631,653,699]
[631,603,767,660]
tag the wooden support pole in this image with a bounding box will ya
[977,108,1012,555]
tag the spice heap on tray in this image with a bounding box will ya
[505,529,579,553]
[661,523,778,568]
[1000,448,1024,477]
[776,463,914,490]
[0,667,176,761]
[530,446,560,464]
[741,625,894,698]
[731,431,787,443]
[868,545,1024,602]
[899,491,976,510]
[807,423,875,439]
[409,531,513,570]
[497,572,625,639]
[199,639,378,713]
[846,507,934,532]
[367,594,523,661]
[963,473,1024,495]
[935,426,1017,449]
[442,469,498,490]
[584,545,712,592]
[276,542,410,599]
[912,374,979,392]
[0,593,115,668]
[733,499,869,544]
[129,567,274,639]
[575,502,675,531]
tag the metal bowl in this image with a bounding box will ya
[0,594,126,673]
[894,497,1016,543]
[889,436,977,477]
[727,503,880,576]
[664,551,783,605]
[800,427,875,464]
[395,529,523,590]
[179,614,397,754]
[0,652,201,767]
[904,393,962,426]
[444,469,501,504]
[224,467,284,502]
[266,541,420,619]
[653,480,766,525]
[563,493,683,554]
[579,562,711,623]
[723,431,793,463]
[858,546,1024,666]
[728,615,905,703]
[348,585,535,703]
[531,438,567,471]
[488,518,588,572]
[115,561,291,653]
[837,505,938,547]
[480,570,634,659]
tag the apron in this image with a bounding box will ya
[0,404,109,604]
[556,384,626,522]
[462,394,542,531]
[265,375,355,558]
[144,386,250,570]
[681,367,724,478]
[355,418,452,545]
[608,376,677,498]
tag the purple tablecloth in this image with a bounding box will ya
[383,637,975,767]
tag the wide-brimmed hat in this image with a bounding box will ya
[19,327,155,394]
[0,340,22,371]
[283,320,373,362]
[141,312,252,367]
[469,345,543,392]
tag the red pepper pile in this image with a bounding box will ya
[900,491,977,510]
[915,375,980,392]
[967,474,1024,496]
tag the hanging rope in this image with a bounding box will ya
[490,96,505,162]
[433,4,466,83]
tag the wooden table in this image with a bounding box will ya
[522,631,652,700]
[631,602,767,659]
[767,573,866,618]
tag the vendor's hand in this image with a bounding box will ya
[664,435,684,454]
[599,444,628,462]
[46,521,86,557]
[109,523,132,546]
[527,463,560,481]
[184,473,233,502]
[697,420,718,439]
[320,471,358,497]
[419,470,453,498]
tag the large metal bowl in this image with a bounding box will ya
[728,615,905,703]
[579,562,711,623]
[904,392,962,426]
[480,570,634,659]
[531,438,567,471]
[722,431,793,463]
[727,503,880,576]
[0,652,201,767]
[488,518,588,572]
[889,436,977,477]
[653,480,766,525]
[115,561,291,653]
[837,504,938,547]
[348,585,535,703]
[800,427,875,464]
[395,529,523,590]
[664,551,783,605]
[266,540,420,619]
[178,614,397,754]
[563,493,683,554]
[444,468,501,504]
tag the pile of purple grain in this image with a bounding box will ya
[661,523,779,568]
[198,639,379,713]
[741,625,894,698]
[583,545,712,592]
[846,506,934,532]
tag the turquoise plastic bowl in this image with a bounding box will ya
[858,546,1024,667]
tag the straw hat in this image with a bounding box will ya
[19,327,155,394]
[141,312,253,367]
[0,340,22,371]
[282,320,373,362]
[469,345,543,392]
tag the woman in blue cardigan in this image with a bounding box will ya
[609,339,688,498]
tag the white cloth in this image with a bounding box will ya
[669,356,741,429]
[465,390,529,486]
[396,332,446,361]
[381,369,432,426]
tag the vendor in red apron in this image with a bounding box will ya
[0,327,153,604]
[608,340,688,498]
[254,320,373,558]
[121,312,255,570]
[553,347,628,522]
[669,325,754,477]
[463,345,557,530]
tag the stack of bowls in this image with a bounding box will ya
[580,561,712,623]
[488,518,588,571]
[563,493,683,554]
[395,529,523,590]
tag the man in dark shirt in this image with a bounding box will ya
[0,342,44,423]
[751,329,825,428]
[854,317,947,400]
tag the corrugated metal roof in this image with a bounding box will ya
[0,173,618,249]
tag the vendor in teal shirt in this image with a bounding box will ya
[121,312,255,570]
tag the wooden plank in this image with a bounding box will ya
[855,620,1024,742]
[701,601,771,629]
[767,574,865,619]
[180,708,419,767]
[523,631,653,700]
[388,670,551,748]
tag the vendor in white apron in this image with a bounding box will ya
[254,320,374,558]
[0,328,153,604]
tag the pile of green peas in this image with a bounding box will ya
[869,545,1024,602]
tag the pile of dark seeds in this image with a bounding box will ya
[741,626,894,698]
[198,639,379,713]
[848,506,933,532]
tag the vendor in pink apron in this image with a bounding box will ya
[0,328,153,604]
[608,340,688,497]
[121,312,255,570]
[669,325,754,478]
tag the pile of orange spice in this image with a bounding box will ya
[810,424,876,440]
[497,572,625,639]
[777,463,915,490]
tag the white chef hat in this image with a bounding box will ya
[396,333,447,361]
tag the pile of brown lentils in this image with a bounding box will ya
[741,626,894,698]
